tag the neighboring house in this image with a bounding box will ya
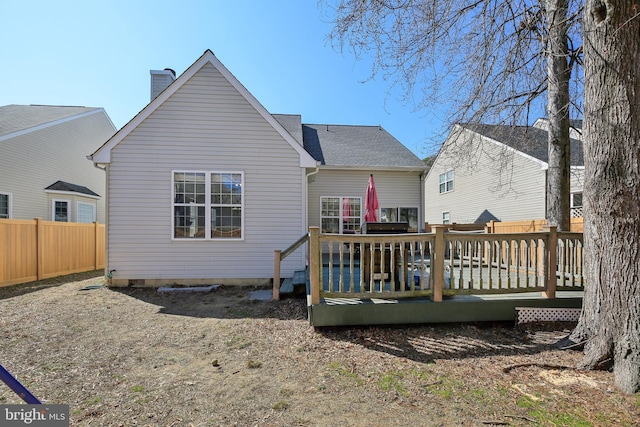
[424,119,584,225]
[0,105,116,222]
[90,50,426,286]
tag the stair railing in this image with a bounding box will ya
[273,232,310,300]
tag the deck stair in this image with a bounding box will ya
[280,269,308,295]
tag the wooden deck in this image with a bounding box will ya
[301,260,582,327]
[313,227,582,327]
[276,226,584,327]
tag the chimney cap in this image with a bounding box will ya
[164,68,176,77]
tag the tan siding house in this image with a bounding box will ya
[91,50,427,286]
[0,105,116,222]
[425,122,584,225]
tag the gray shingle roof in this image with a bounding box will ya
[0,104,97,138]
[302,123,426,168]
[45,180,100,197]
[462,123,584,166]
[272,114,304,145]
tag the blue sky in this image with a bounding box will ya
[0,0,446,158]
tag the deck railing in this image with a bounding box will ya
[308,225,584,304]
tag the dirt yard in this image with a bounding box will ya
[0,272,638,426]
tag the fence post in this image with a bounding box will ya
[273,250,281,301]
[309,227,320,305]
[432,225,446,302]
[35,218,44,280]
[544,226,557,298]
[94,221,100,270]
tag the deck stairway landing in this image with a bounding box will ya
[280,269,308,295]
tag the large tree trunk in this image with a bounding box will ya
[545,0,572,232]
[571,0,640,394]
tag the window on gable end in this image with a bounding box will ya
[173,171,244,239]
[439,170,454,194]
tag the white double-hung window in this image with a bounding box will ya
[173,171,243,239]
[0,193,10,219]
[53,199,70,222]
[439,170,454,193]
[320,197,361,234]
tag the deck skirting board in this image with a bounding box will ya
[308,292,582,327]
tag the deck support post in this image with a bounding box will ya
[543,226,557,298]
[309,227,321,305]
[273,250,281,301]
[432,225,446,302]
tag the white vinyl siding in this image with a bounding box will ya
[309,169,424,231]
[0,110,113,222]
[106,63,307,282]
[425,126,548,224]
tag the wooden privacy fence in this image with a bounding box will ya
[486,218,584,233]
[0,218,105,287]
[308,225,584,304]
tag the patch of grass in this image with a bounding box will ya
[85,396,102,405]
[225,336,252,350]
[433,376,464,399]
[376,372,408,397]
[517,395,593,427]
[272,400,288,411]
[130,385,145,393]
[469,388,487,399]
[529,409,592,427]
[280,388,294,397]
[327,361,362,385]
[516,395,539,409]
[247,360,262,369]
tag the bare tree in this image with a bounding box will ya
[323,0,640,394]
[321,0,583,230]
[570,0,640,394]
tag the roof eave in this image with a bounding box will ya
[317,164,428,173]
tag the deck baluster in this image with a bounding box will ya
[327,243,334,291]
[506,240,512,289]
[349,242,355,292]
[339,242,345,293]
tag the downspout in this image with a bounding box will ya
[304,162,321,264]
[88,156,110,284]
[305,162,321,231]
[420,171,426,232]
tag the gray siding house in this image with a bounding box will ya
[0,105,116,222]
[424,120,584,225]
[91,50,426,286]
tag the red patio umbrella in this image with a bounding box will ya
[364,174,379,222]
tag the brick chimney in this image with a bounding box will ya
[150,68,176,101]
